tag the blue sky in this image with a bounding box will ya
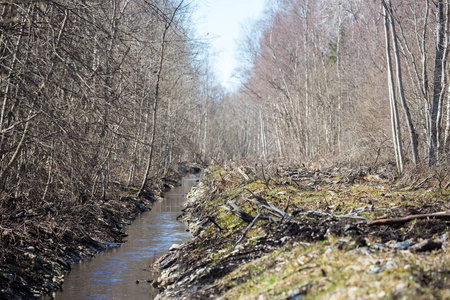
[192,0,267,90]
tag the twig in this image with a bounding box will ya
[415,174,434,188]
[367,211,450,226]
[243,188,265,201]
[297,210,368,221]
[207,216,223,231]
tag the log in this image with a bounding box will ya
[367,211,450,226]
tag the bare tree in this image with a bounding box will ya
[138,0,185,196]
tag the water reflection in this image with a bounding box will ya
[52,177,198,300]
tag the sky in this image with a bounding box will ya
[191,0,267,90]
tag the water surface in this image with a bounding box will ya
[52,177,198,300]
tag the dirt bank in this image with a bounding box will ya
[0,163,201,300]
[153,164,450,299]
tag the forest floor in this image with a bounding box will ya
[154,163,450,300]
[0,163,201,300]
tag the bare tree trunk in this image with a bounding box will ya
[138,1,184,197]
[0,121,29,190]
[429,0,445,165]
[383,2,403,173]
[303,0,311,160]
[383,0,419,166]
[259,110,267,160]
[336,4,343,154]
[444,4,450,156]
[439,3,450,159]
[445,84,450,152]
[138,35,165,196]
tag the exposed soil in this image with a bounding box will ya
[153,164,450,299]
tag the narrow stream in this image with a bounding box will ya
[51,177,198,300]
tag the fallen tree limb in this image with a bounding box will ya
[410,239,442,252]
[222,201,255,223]
[246,198,298,222]
[367,211,450,226]
[296,210,368,221]
[236,213,270,245]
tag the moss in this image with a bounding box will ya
[170,165,450,299]
[219,236,450,299]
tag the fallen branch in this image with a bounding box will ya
[410,239,442,252]
[236,213,270,245]
[367,211,450,226]
[296,210,368,221]
[246,198,298,222]
[207,216,223,231]
[445,180,450,189]
[414,174,434,189]
[237,167,250,181]
[222,201,255,223]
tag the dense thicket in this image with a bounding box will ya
[208,0,450,171]
[0,0,207,206]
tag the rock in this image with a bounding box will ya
[169,244,182,251]
[367,259,395,274]
[373,243,389,250]
[287,284,309,299]
[387,240,412,250]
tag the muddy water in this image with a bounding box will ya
[51,177,198,300]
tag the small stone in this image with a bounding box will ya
[387,240,411,250]
[378,291,386,298]
[373,243,388,250]
[169,244,181,251]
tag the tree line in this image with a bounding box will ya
[0,0,211,207]
[209,0,450,172]
[1,0,449,210]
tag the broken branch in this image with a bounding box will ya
[222,201,255,223]
[367,211,450,226]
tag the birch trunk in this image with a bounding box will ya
[383,3,403,173]
[429,0,445,165]
[385,0,419,166]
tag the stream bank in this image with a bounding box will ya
[153,164,450,299]
[51,176,198,299]
[0,164,201,299]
